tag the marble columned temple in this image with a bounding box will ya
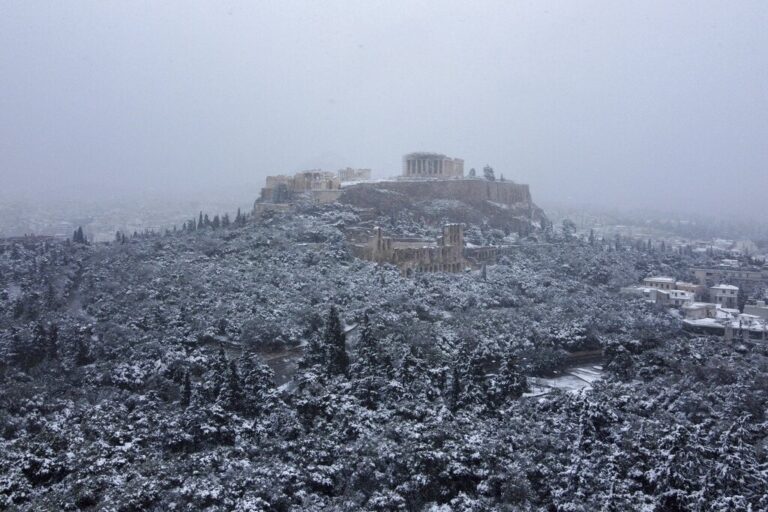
[402,152,464,178]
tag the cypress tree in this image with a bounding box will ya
[463,348,489,405]
[210,347,228,400]
[47,323,59,360]
[220,360,244,411]
[181,370,192,408]
[324,306,349,376]
[450,365,462,410]
[72,226,86,244]
[240,352,275,416]
[354,312,379,374]
[74,336,91,366]
[494,352,528,403]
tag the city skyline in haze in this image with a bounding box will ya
[1,1,767,220]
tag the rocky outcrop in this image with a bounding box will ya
[340,179,549,235]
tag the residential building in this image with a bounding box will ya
[744,300,768,321]
[693,266,768,294]
[643,277,676,291]
[682,302,717,320]
[710,284,739,309]
[668,289,695,307]
[674,281,706,301]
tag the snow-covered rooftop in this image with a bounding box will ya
[644,276,676,283]
[683,302,715,309]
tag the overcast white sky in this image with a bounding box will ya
[1,1,766,218]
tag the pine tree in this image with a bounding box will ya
[198,212,204,230]
[212,215,220,229]
[589,229,595,245]
[468,168,476,178]
[324,306,349,376]
[483,165,495,181]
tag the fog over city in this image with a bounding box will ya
[2,1,766,220]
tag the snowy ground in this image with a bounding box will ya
[525,365,603,396]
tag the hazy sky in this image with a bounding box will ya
[2,1,766,218]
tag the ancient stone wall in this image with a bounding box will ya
[345,179,531,208]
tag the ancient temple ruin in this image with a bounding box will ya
[259,170,341,204]
[402,152,464,179]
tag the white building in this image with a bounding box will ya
[620,286,671,306]
[710,284,739,309]
[643,277,676,291]
[682,302,717,320]
[668,289,695,307]
[744,300,768,321]
[625,276,695,308]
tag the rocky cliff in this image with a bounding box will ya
[340,179,549,235]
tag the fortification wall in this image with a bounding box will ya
[345,179,531,207]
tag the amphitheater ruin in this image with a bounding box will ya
[351,224,466,275]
